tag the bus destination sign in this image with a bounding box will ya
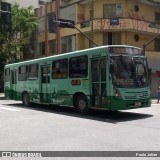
[108,47,143,55]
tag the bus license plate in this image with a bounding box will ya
[135,102,141,107]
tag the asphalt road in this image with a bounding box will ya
[0,97,160,160]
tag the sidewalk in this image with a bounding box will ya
[0,92,158,104]
[0,93,4,97]
[152,99,159,104]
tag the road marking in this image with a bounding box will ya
[0,107,20,112]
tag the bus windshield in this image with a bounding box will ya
[110,55,149,88]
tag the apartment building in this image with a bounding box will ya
[35,0,160,97]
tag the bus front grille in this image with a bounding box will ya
[125,96,137,99]
[124,91,148,100]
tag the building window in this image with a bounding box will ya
[103,4,116,18]
[49,40,56,54]
[155,39,160,51]
[39,42,45,55]
[103,32,121,45]
[38,18,45,33]
[61,36,73,53]
[155,12,160,24]
[60,5,76,22]
[103,4,123,18]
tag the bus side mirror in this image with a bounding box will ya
[148,68,152,75]
[110,62,114,73]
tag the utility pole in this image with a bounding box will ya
[56,0,61,54]
[90,0,94,48]
[54,20,98,47]
[45,4,48,56]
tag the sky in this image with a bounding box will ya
[7,0,39,8]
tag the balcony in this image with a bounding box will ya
[92,18,160,34]
[140,0,160,6]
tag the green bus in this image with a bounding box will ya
[4,45,151,114]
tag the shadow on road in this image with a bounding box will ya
[4,102,153,124]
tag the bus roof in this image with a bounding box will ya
[5,45,142,67]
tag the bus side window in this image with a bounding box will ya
[69,56,88,78]
[18,65,28,81]
[52,59,68,79]
[5,68,10,82]
[28,63,38,80]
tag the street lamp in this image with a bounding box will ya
[143,33,160,54]
[54,20,98,47]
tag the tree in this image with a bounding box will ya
[0,3,38,62]
[0,3,38,85]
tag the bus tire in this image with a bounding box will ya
[76,94,89,115]
[22,92,30,107]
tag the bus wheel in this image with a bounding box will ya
[22,92,30,107]
[76,94,89,114]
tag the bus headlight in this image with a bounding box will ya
[113,87,121,98]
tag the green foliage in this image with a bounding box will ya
[10,3,38,61]
[0,2,38,81]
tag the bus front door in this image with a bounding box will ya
[91,58,107,107]
[10,70,17,100]
[40,65,51,103]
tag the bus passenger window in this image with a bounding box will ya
[28,64,38,80]
[69,56,88,78]
[5,68,10,82]
[52,59,68,79]
[18,65,28,81]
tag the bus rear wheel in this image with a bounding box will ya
[76,94,89,114]
[22,92,30,107]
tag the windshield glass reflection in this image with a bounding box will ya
[111,56,148,88]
